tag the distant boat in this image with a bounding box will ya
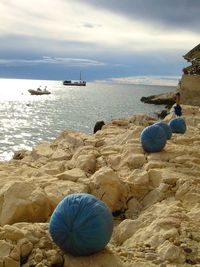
[28,86,51,95]
[63,80,86,86]
[63,72,86,86]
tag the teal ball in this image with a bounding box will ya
[154,121,172,140]
[168,118,186,134]
[141,125,167,153]
[49,193,113,256]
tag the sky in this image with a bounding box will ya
[0,0,200,84]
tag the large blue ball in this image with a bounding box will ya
[49,193,113,256]
[141,125,167,153]
[154,121,172,140]
[168,118,186,134]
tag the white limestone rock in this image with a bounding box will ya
[74,154,97,174]
[0,240,13,257]
[0,181,51,225]
[113,219,140,245]
[1,225,25,241]
[4,257,19,267]
[52,130,85,150]
[56,168,86,182]
[31,143,54,159]
[70,146,99,174]
[17,238,33,257]
[120,153,147,170]
[51,149,71,161]
[157,240,185,263]
[90,167,127,211]
[127,169,150,197]
[142,189,163,209]
[39,161,65,175]
[125,198,142,219]
[148,169,162,187]
[64,248,128,267]
[45,180,88,209]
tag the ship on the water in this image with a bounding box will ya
[63,72,86,86]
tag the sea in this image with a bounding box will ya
[0,78,175,161]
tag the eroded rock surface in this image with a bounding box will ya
[0,106,200,266]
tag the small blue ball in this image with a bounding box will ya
[154,121,172,140]
[168,118,186,134]
[49,193,113,256]
[141,125,167,153]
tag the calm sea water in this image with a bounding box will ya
[0,78,175,160]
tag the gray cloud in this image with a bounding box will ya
[83,23,95,28]
[108,75,180,86]
[0,0,197,80]
[78,0,200,32]
[83,23,102,28]
[0,57,106,67]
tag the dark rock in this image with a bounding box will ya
[93,120,105,134]
[183,247,193,253]
[13,149,28,160]
[140,92,176,105]
[156,110,169,119]
[20,255,29,265]
[112,209,126,219]
[186,259,196,265]
[51,262,64,267]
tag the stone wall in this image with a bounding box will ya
[180,74,200,105]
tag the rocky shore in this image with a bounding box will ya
[1,105,200,266]
[140,92,176,105]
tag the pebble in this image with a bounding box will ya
[183,247,193,253]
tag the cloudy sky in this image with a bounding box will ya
[0,0,200,83]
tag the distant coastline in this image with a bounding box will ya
[101,75,180,87]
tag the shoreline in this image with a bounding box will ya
[0,104,200,266]
[140,91,176,105]
[0,79,174,162]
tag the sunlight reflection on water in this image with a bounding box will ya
[0,78,175,161]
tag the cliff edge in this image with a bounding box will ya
[179,74,200,106]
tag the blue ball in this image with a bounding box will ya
[141,125,167,153]
[168,118,186,134]
[154,121,172,140]
[49,193,113,256]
